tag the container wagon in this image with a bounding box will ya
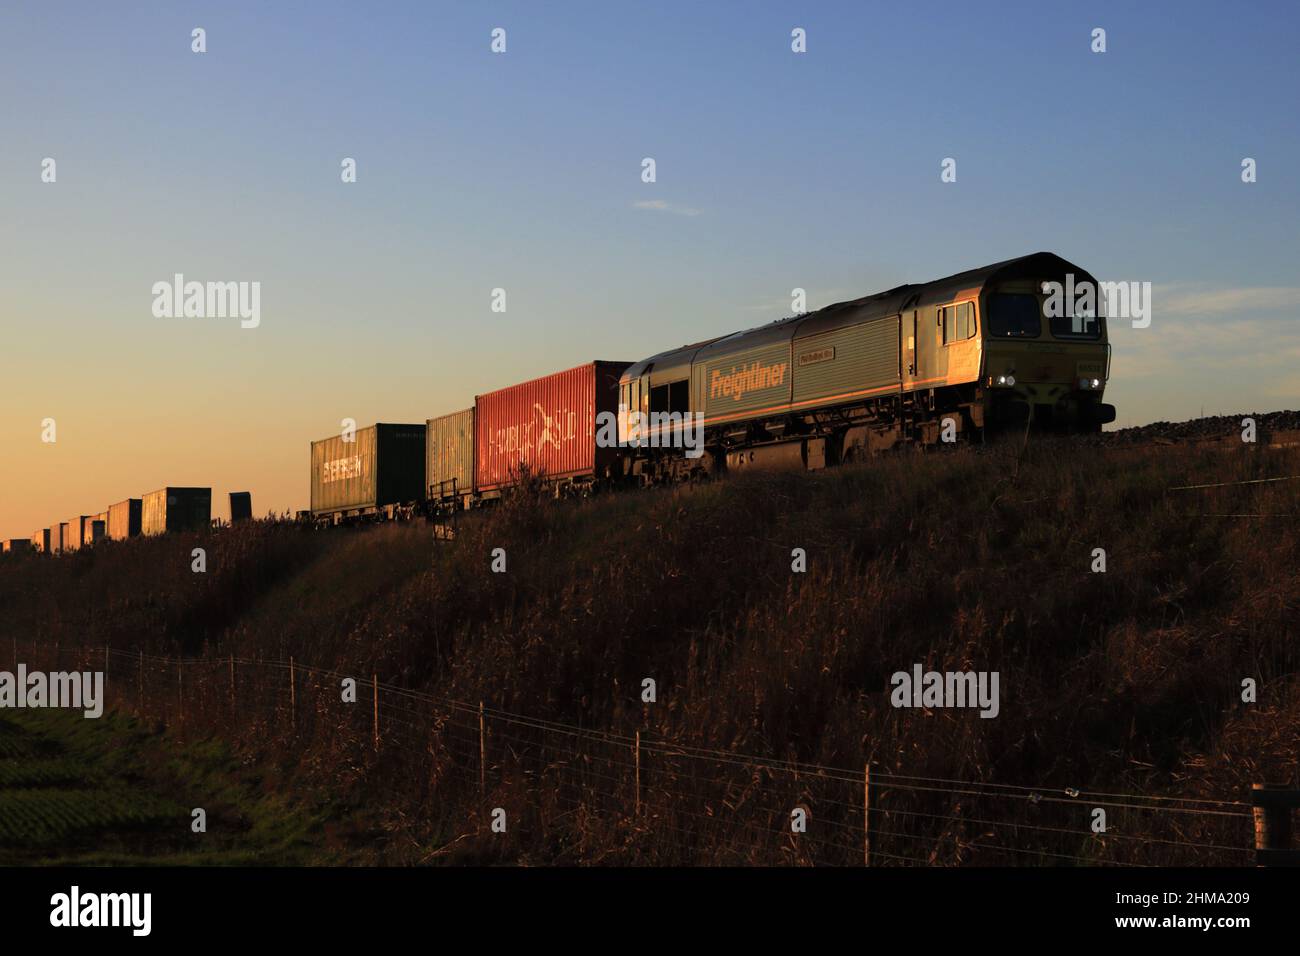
[474,360,630,499]
[310,423,427,523]
[32,529,50,553]
[2,539,32,554]
[142,487,212,536]
[426,408,474,513]
[55,522,69,553]
[108,499,142,540]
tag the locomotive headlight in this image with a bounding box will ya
[1078,377,1102,390]
[992,374,1016,388]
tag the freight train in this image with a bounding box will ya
[307,252,1116,524]
[13,489,241,555]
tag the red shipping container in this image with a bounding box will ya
[474,360,630,493]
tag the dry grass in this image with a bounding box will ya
[2,434,1296,865]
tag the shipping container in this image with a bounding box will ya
[229,491,253,523]
[85,509,106,546]
[55,523,69,553]
[474,361,630,494]
[310,424,426,517]
[32,529,50,553]
[64,516,88,552]
[426,408,474,504]
[3,539,32,554]
[108,499,142,540]
[142,487,212,536]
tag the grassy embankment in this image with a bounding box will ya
[1,429,1296,864]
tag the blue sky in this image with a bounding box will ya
[1,1,1297,537]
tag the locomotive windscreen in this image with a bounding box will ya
[988,293,1042,338]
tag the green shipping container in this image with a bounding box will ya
[310,423,426,517]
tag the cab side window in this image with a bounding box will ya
[669,379,690,413]
[650,380,690,414]
[941,303,977,344]
[650,383,670,413]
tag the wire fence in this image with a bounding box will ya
[8,639,1258,866]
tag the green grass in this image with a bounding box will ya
[0,707,333,865]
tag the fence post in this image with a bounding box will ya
[864,763,872,867]
[372,673,379,752]
[290,656,296,732]
[479,701,486,796]
[178,657,183,733]
[229,654,235,715]
[634,731,641,817]
[138,649,144,714]
[1253,783,1300,866]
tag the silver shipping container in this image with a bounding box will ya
[32,529,50,553]
[3,539,32,554]
[65,516,87,552]
[142,488,212,536]
[108,499,142,540]
[55,522,69,553]
[310,423,426,517]
[426,408,474,502]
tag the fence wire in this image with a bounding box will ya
[5,641,1258,866]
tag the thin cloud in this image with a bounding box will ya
[1115,313,1300,382]
[631,199,702,217]
[1153,283,1300,317]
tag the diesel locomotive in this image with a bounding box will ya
[616,251,1115,483]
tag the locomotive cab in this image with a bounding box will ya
[979,274,1115,433]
